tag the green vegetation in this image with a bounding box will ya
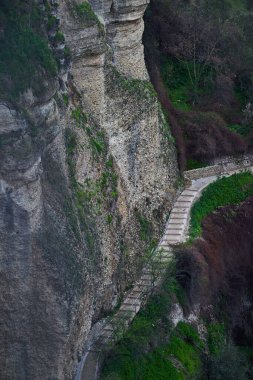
[73,2,100,24]
[186,159,207,170]
[136,213,158,267]
[138,215,153,242]
[62,93,69,106]
[102,263,205,379]
[158,106,175,144]
[101,254,253,380]
[161,58,213,110]
[71,107,106,158]
[190,171,253,239]
[54,30,65,43]
[112,68,157,102]
[68,1,104,34]
[226,123,252,137]
[0,0,57,99]
[207,323,226,355]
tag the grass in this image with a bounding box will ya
[190,171,253,239]
[101,257,253,380]
[226,123,252,137]
[207,323,226,355]
[112,67,157,102]
[68,1,104,34]
[73,2,100,24]
[71,107,106,158]
[0,0,57,99]
[161,58,214,111]
[186,159,207,170]
[101,263,205,380]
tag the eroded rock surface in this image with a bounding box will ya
[0,0,178,378]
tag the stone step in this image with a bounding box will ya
[140,274,153,281]
[123,299,141,307]
[137,281,151,288]
[152,257,171,265]
[127,287,143,294]
[176,197,193,202]
[165,230,182,234]
[100,329,113,338]
[170,211,188,216]
[170,210,188,215]
[169,216,187,221]
[116,309,135,318]
[176,195,194,200]
[163,237,180,242]
[173,203,191,209]
[121,303,140,312]
[168,220,185,224]
[139,279,152,286]
[157,245,171,253]
[126,293,142,300]
[167,225,184,231]
[172,207,188,212]
[181,190,198,196]
[164,233,182,239]
[164,231,182,235]
[152,254,172,262]
[160,241,178,247]
[103,324,114,331]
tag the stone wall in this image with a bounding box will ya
[184,154,253,181]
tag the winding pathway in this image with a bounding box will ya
[76,154,253,380]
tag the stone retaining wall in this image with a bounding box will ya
[184,154,253,181]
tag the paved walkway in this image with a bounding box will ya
[76,158,253,380]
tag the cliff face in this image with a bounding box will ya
[0,0,178,379]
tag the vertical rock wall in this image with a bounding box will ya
[0,0,179,378]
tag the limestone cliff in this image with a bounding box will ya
[0,0,179,378]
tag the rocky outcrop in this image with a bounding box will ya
[0,0,178,378]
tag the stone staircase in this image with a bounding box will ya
[76,157,253,380]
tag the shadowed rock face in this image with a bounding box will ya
[0,0,178,378]
[177,197,253,343]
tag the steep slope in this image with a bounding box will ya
[0,0,178,378]
[143,0,253,169]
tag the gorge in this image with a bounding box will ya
[1,0,253,379]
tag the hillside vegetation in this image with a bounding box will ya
[144,0,253,169]
[0,0,57,100]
